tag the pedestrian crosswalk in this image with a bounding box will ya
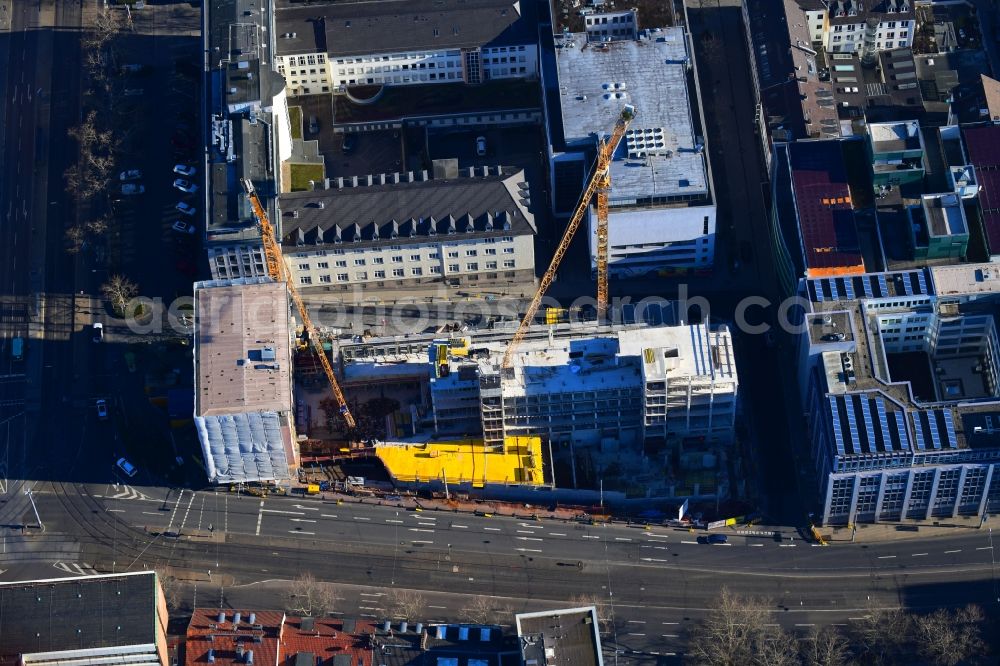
[53,561,98,576]
[108,484,152,501]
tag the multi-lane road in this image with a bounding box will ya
[1,480,995,661]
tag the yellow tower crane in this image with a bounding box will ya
[240,178,357,430]
[501,105,635,371]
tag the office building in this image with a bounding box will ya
[193,277,297,484]
[548,14,717,275]
[273,0,538,95]
[869,120,925,188]
[798,264,1000,525]
[278,166,537,295]
[0,572,168,666]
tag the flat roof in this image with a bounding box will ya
[962,124,1000,255]
[931,263,1000,296]
[274,0,533,57]
[0,572,158,657]
[921,193,967,237]
[517,608,602,666]
[554,28,709,201]
[194,278,292,416]
[870,120,921,153]
[376,436,545,486]
[789,140,866,277]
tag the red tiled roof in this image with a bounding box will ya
[185,610,285,666]
[278,617,378,666]
[963,125,1000,255]
[789,141,866,277]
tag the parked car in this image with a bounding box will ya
[342,134,357,153]
[119,169,142,181]
[116,457,137,477]
[173,178,197,193]
[708,533,729,545]
[92,322,104,343]
[175,202,196,216]
[172,220,196,234]
[173,164,196,176]
[475,136,487,156]
[121,183,145,195]
[96,399,109,420]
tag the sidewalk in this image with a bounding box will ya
[822,515,993,544]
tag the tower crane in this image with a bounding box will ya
[240,178,357,430]
[501,105,635,371]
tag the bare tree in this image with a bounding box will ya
[801,626,853,666]
[569,593,612,634]
[101,274,138,316]
[385,588,425,620]
[155,568,182,611]
[460,595,512,625]
[850,602,911,666]
[687,587,797,666]
[286,572,339,617]
[912,605,986,666]
[65,226,86,255]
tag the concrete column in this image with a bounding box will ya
[873,472,887,522]
[847,474,862,526]
[977,464,996,520]
[900,469,915,521]
[821,474,834,526]
[925,468,942,521]
[952,466,969,518]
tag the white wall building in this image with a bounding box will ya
[549,19,717,275]
[273,0,538,95]
[277,166,537,295]
[820,0,916,53]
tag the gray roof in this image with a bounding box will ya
[0,572,159,656]
[278,168,536,250]
[275,0,535,58]
[517,608,602,666]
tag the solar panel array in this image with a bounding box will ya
[808,269,933,303]
[911,409,960,451]
[828,393,911,456]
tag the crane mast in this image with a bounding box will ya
[501,105,635,371]
[240,178,358,430]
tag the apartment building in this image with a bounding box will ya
[798,265,1000,525]
[277,166,537,295]
[273,0,538,95]
[193,277,297,484]
[821,0,916,53]
[547,15,717,275]
[963,124,1000,259]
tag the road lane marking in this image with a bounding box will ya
[518,523,544,529]
[452,524,468,529]
[255,500,263,536]
[516,536,543,542]
[386,519,404,524]
[911,553,928,557]
[516,530,536,534]
[945,549,962,554]
[515,547,542,553]
[779,544,796,548]
[142,511,162,516]
[627,633,645,637]
[484,527,501,532]
[627,620,646,624]
[289,530,315,535]
[549,532,567,536]
[107,509,124,513]
[353,516,371,521]
[645,533,670,539]
[411,515,436,520]
[418,522,437,526]
[977,546,994,550]
[321,514,339,519]
[293,505,320,511]
[661,634,679,638]
[640,557,669,562]
[662,622,679,625]
[614,537,632,542]
[749,543,764,547]
[262,509,305,515]
[877,555,896,559]
[409,528,435,533]
[412,540,434,544]
[428,605,447,609]
[794,624,815,627]
[360,592,384,597]
[583,535,601,540]
[681,540,698,544]
[290,518,317,523]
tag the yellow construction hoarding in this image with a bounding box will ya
[376,436,545,487]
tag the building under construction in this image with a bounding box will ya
[339,319,739,497]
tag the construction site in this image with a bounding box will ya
[193,106,742,505]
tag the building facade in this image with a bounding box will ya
[277,166,537,296]
[821,0,916,53]
[273,0,538,95]
[798,266,1000,525]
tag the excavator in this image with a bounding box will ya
[501,104,636,370]
[240,177,357,429]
